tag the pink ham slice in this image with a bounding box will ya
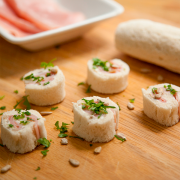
[5,0,85,31]
[0,0,41,34]
[9,113,40,139]
[0,17,31,37]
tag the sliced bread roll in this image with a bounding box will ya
[87,58,130,94]
[23,66,65,106]
[72,96,119,142]
[1,109,47,153]
[142,83,180,126]
[115,19,180,74]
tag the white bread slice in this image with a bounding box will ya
[72,96,119,142]
[115,19,180,74]
[1,109,47,153]
[142,83,180,126]
[23,66,65,106]
[87,59,130,94]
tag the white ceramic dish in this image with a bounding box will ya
[0,0,124,51]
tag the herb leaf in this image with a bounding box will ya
[9,124,14,128]
[37,138,51,148]
[152,87,157,94]
[35,167,40,171]
[58,133,68,138]
[14,90,18,94]
[165,84,177,95]
[86,85,91,93]
[0,106,6,110]
[129,98,135,103]
[51,107,58,111]
[0,95,5,100]
[55,121,60,130]
[78,82,85,86]
[43,81,50,86]
[41,150,49,156]
[71,121,74,124]
[0,113,3,115]
[40,58,56,69]
[114,135,126,142]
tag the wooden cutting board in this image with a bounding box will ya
[1,4,180,180]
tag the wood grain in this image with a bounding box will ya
[1,1,180,180]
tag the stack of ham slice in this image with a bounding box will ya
[0,0,85,37]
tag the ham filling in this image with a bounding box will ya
[8,113,40,139]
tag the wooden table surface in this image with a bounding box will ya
[1,0,180,180]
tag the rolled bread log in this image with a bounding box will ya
[115,19,180,74]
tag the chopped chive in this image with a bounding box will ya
[35,167,40,171]
[9,124,14,128]
[114,135,126,142]
[41,150,49,156]
[116,102,121,111]
[0,106,6,110]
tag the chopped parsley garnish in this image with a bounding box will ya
[92,58,110,71]
[33,177,37,180]
[86,85,91,93]
[24,73,44,85]
[27,117,34,121]
[81,98,116,118]
[24,111,31,115]
[114,135,126,142]
[20,77,23,80]
[24,73,34,80]
[116,102,121,111]
[129,98,135,103]
[71,121,74,124]
[0,144,4,147]
[41,150,49,156]
[9,124,14,128]
[0,106,6,110]
[14,95,31,110]
[0,95,5,100]
[35,167,40,171]
[69,136,84,140]
[13,113,25,120]
[46,73,51,77]
[14,90,18,94]
[78,82,85,86]
[165,84,177,95]
[89,144,93,147]
[43,81,50,86]
[40,58,56,69]
[55,121,69,137]
[37,138,51,148]
[0,113,3,115]
[50,139,52,142]
[152,87,157,94]
[164,85,167,88]
[20,121,29,125]
[51,107,58,110]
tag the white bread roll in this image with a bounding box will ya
[1,109,47,153]
[87,59,130,94]
[72,96,119,142]
[115,19,180,74]
[142,83,180,126]
[23,66,65,106]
